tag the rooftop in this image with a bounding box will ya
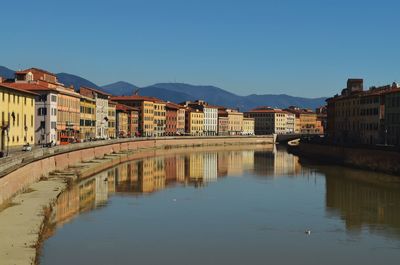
[15,67,56,77]
[0,83,40,96]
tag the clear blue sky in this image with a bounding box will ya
[1,0,400,97]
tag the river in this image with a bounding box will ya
[39,146,400,265]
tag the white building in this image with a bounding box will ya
[285,112,295,134]
[187,100,218,136]
[36,91,58,145]
[203,106,218,136]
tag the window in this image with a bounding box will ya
[51,122,56,129]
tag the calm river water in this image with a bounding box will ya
[40,146,400,265]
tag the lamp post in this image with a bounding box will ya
[24,125,28,144]
[385,128,388,146]
[6,126,10,157]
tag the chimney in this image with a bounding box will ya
[0,76,3,83]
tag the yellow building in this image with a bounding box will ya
[108,101,117,139]
[0,83,36,153]
[111,96,155,137]
[242,117,255,135]
[79,96,96,141]
[226,109,243,135]
[153,100,166,136]
[185,108,204,135]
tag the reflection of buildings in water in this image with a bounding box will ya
[203,152,217,182]
[107,169,116,193]
[54,185,80,225]
[185,153,204,181]
[254,151,275,176]
[79,178,96,211]
[253,147,302,177]
[175,155,185,183]
[165,156,177,183]
[95,172,108,205]
[227,151,243,176]
[241,150,255,172]
[272,146,302,176]
[153,157,166,191]
[138,159,155,193]
[136,157,165,193]
[217,152,229,178]
[113,161,140,193]
[324,167,400,238]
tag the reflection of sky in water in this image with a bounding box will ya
[41,147,400,265]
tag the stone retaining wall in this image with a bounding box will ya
[0,136,274,205]
[294,143,400,175]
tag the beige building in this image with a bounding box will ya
[226,109,243,135]
[242,117,255,135]
[108,101,117,139]
[244,107,289,135]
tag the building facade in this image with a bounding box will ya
[217,114,229,136]
[111,96,155,137]
[244,107,288,135]
[116,104,129,137]
[242,117,255,135]
[108,101,117,139]
[185,108,204,135]
[153,100,166,136]
[79,95,96,141]
[226,109,243,135]
[187,101,218,136]
[165,103,178,136]
[57,86,81,144]
[1,82,57,146]
[285,106,323,135]
[326,79,393,145]
[0,83,36,154]
[385,89,400,145]
[79,87,110,139]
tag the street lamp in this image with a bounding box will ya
[385,128,388,146]
[6,126,10,157]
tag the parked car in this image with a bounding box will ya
[22,143,32,151]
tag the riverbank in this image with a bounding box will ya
[289,142,400,176]
[0,137,274,265]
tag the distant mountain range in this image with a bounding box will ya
[0,66,327,111]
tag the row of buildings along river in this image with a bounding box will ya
[0,67,324,155]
